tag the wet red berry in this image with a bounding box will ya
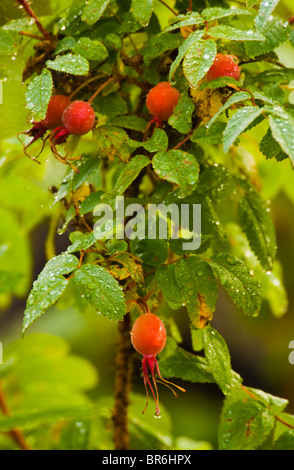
[131,313,166,357]
[43,94,71,129]
[131,313,184,417]
[206,53,241,81]
[146,82,180,123]
[62,100,96,136]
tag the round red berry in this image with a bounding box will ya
[43,95,71,129]
[131,313,166,357]
[62,100,96,136]
[206,53,241,81]
[146,82,180,122]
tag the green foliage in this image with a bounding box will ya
[0,0,294,451]
[25,69,53,121]
[73,264,126,320]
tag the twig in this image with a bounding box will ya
[0,381,31,450]
[158,0,178,16]
[88,77,118,104]
[113,312,133,450]
[19,30,44,41]
[69,74,109,100]
[15,0,52,42]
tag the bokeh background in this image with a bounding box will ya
[0,0,294,450]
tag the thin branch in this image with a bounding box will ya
[69,74,108,100]
[88,77,119,104]
[15,0,52,42]
[113,312,133,450]
[158,0,178,16]
[0,382,31,450]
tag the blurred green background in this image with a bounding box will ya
[0,0,294,450]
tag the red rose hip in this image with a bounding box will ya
[62,100,96,136]
[131,313,185,417]
[206,53,241,81]
[131,313,166,357]
[146,82,180,122]
[43,94,71,129]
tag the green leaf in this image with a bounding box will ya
[245,18,289,58]
[164,13,204,33]
[159,345,215,384]
[93,125,137,162]
[102,155,150,203]
[155,263,183,310]
[152,150,199,198]
[273,413,294,450]
[131,0,154,26]
[73,37,108,62]
[46,54,89,76]
[183,39,217,88]
[80,191,103,216]
[259,262,288,317]
[259,128,288,162]
[81,0,110,25]
[53,157,101,205]
[94,93,127,120]
[255,0,280,31]
[73,264,126,320]
[209,25,265,41]
[203,325,232,395]
[237,180,277,270]
[168,94,195,134]
[218,386,275,450]
[174,256,218,329]
[110,253,144,284]
[67,231,99,254]
[190,122,226,145]
[141,32,182,66]
[199,76,241,90]
[143,128,168,153]
[209,253,261,316]
[169,30,204,81]
[268,115,294,167]
[198,163,237,203]
[22,254,80,333]
[112,116,148,133]
[226,222,288,318]
[223,106,265,153]
[130,239,168,266]
[201,7,252,22]
[0,28,15,55]
[25,69,53,121]
[205,91,252,129]
[54,36,76,55]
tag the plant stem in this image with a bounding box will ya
[88,77,118,104]
[158,0,178,16]
[0,381,31,450]
[15,0,52,42]
[113,311,133,450]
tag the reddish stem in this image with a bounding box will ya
[0,382,31,450]
[15,0,52,42]
[88,77,118,105]
[158,0,178,16]
[189,0,192,11]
